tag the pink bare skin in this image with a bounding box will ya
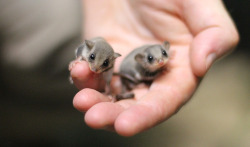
[70,0,239,136]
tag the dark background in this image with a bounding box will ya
[224,0,250,53]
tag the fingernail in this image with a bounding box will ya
[206,53,217,70]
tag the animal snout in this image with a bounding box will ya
[91,67,97,73]
[158,59,164,65]
[91,67,103,73]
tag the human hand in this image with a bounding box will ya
[70,0,239,136]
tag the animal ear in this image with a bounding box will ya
[163,41,170,51]
[85,40,95,49]
[114,52,121,59]
[75,44,84,58]
[135,53,144,63]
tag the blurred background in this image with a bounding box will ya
[0,0,249,146]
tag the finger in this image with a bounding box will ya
[182,0,239,77]
[73,88,135,129]
[73,88,112,112]
[84,102,125,129]
[70,61,104,90]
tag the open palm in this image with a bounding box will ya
[70,0,238,136]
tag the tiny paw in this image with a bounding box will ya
[115,92,135,101]
[68,76,74,84]
[109,95,117,103]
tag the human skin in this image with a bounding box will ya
[70,0,239,136]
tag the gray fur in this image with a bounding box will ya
[74,37,121,94]
[117,41,170,99]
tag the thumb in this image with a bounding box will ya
[190,26,239,77]
[183,0,239,77]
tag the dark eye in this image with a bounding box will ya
[102,59,109,67]
[162,50,167,56]
[89,54,95,60]
[147,55,154,63]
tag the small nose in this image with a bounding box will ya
[158,59,164,65]
[91,67,97,73]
